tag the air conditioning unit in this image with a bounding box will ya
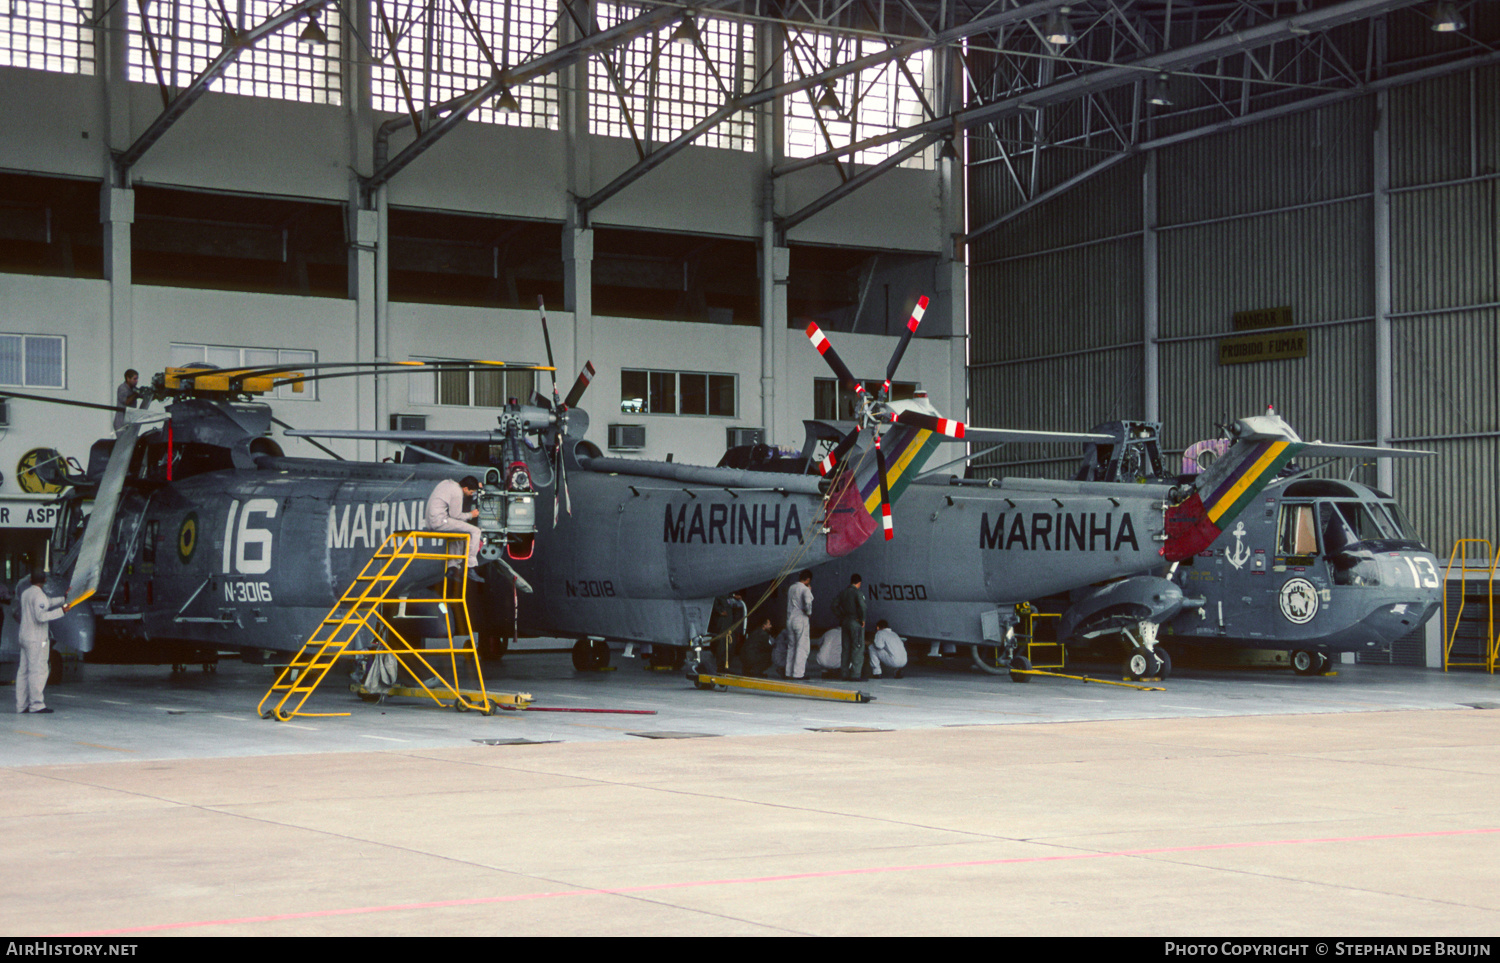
[726,427,762,448]
[608,424,646,450]
[389,413,427,431]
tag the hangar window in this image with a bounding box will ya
[168,343,317,400]
[621,369,735,416]
[408,361,537,410]
[0,0,94,74]
[0,334,65,389]
[783,28,933,170]
[128,0,341,105]
[372,0,559,130]
[814,378,916,421]
[589,3,755,151]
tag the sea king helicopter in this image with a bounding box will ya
[1058,433,1443,678]
[1,297,1371,684]
[0,298,1091,673]
[773,409,1437,681]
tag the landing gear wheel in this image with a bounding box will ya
[1315,652,1332,674]
[1125,647,1154,681]
[1008,655,1033,684]
[969,645,1010,675]
[1155,646,1172,681]
[1291,649,1318,676]
[571,638,610,671]
[483,636,510,662]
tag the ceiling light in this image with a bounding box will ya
[496,88,520,113]
[815,87,843,118]
[298,11,328,46]
[1044,6,1076,46]
[939,137,960,162]
[670,16,700,45]
[1148,72,1173,107]
[1430,1,1465,32]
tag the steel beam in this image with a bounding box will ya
[580,0,1077,216]
[114,0,330,178]
[777,131,939,233]
[364,1,727,193]
[964,46,1500,242]
[774,0,1432,175]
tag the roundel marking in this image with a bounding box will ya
[1278,577,1319,625]
[178,512,199,563]
[16,447,64,494]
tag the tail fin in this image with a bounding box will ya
[824,400,944,557]
[1162,412,1305,560]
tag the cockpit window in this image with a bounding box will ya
[1378,501,1422,543]
[1320,501,1393,553]
[1277,504,1318,556]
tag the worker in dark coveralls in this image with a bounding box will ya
[739,615,775,677]
[834,573,868,681]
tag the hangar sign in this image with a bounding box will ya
[1218,306,1309,366]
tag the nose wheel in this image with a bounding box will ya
[1291,649,1330,676]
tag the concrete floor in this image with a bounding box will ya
[5,652,1500,936]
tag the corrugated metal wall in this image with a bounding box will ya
[968,63,1500,560]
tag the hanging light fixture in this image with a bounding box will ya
[939,136,960,162]
[1147,71,1173,107]
[1044,5,1077,46]
[1430,1,1465,32]
[496,88,520,113]
[298,11,329,46]
[815,86,843,118]
[670,15,700,45]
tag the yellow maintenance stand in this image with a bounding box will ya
[258,530,505,721]
[1444,539,1496,673]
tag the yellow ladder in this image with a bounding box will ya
[258,531,495,720]
[1016,603,1066,670]
[1443,539,1495,673]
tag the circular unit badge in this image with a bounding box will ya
[177,512,199,563]
[16,448,64,494]
[1278,577,1320,624]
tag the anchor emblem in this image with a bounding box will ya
[1226,522,1251,570]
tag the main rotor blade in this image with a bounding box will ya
[270,417,344,461]
[284,428,501,443]
[0,390,122,413]
[805,323,863,395]
[961,426,1118,446]
[881,295,928,398]
[893,411,1115,447]
[563,361,596,409]
[817,426,862,476]
[538,295,559,397]
[1295,442,1434,459]
[891,410,966,438]
[874,439,894,541]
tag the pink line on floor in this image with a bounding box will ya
[59,826,1500,936]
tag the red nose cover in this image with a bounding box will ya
[824,476,876,558]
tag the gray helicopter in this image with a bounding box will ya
[1,297,1094,675]
[780,415,1436,681]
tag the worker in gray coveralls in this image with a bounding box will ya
[425,476,485,582]
[16,571,66,713]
